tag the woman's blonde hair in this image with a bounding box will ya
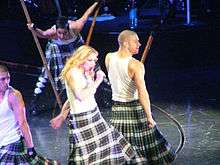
[60,45,98,81]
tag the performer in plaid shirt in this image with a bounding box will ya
[0,65,59,164]
[105,30,176,164]
[50,45,137,164]
[27,2,98,115]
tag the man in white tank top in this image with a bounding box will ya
[105,30,155,128]
[105,30,176,164]
[0,65,58,164]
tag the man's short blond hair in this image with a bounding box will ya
[0,65,9,73]
[118,30,137,46]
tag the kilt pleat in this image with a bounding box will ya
[0,138,60,165]
[68,107,137,165]
[111,100,176,165]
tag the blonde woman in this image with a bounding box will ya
[50,45,137,164]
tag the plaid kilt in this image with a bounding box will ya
[0,138,60,165]
[68,107,137,165]
[111,100,176,165]
[44,35,83,90]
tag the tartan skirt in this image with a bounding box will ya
[0,138,60,165]
[45,35,83,90]
[111,100,176,165]
[68,107,137,165]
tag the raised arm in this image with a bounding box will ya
[27,23,56,39]
[9,89,34,148]
[69,2,99,32]
[129,60,156,128]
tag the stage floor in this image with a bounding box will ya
[10,68,218,165]
[27,98,219,165]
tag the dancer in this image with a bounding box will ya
[50,45,137,164]
[27,2,98,115]
[0,65,59,164]
[105,30,176,164]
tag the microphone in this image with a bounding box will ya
[94,63,111,86]
[103,75,111,86]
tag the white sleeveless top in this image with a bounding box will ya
[0,87,21,147]
[65,69,97,114]
[108,53,138,102]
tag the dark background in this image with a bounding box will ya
[0,1,219,164]
[0,0,219,104]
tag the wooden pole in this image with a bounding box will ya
[85,6,100,45]
[20,0,62,110]
[140,33,154,63]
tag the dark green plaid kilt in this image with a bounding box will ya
[0,138,59,165]
[111,100,176,165]
[68,107,137,165]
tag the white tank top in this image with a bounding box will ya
[0,87,21,147]
[65,69,97,114]
[108,53,138,102]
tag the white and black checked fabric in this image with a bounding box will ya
[33,35,84,95]
[111,100,176,165]
[68,107,137,165]
[0,138,59,165]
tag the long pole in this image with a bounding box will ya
[85,6,100,45]
[19,0,62,110]
[141,33,154,63]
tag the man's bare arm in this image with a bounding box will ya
[9,89,34,148]
[130,60,155,128]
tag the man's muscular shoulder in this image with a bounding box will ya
[129,58,143,71]
[8,87,22,103]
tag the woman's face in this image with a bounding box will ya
[82,53,98,72]
[56,28,69,40]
